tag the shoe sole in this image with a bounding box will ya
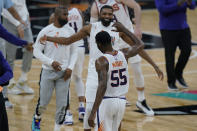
[168,86,179,91]
[176,80,188,89]
[17,84,34,94]
[63,122,73,125]
[8,90,23,95]
[136,103,154,116]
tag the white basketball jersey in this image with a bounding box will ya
[68,8,84,46]
[89,21,120,69]
[103,51,129,97]
[95,0,134,33]
[95,0,141,63]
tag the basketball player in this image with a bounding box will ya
[48,7,86,125]
[88,28,143,131]
[40,5,163,131]
[90,0,162,116]
[31,7,78,131]
[66,7,86,124]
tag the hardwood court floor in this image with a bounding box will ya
[7,9,197,131]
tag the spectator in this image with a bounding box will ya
[155,0,196,90]
[0,0,26,56]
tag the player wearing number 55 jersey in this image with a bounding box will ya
[88,30,143,131]
[40,5,163,131]
[91,0,164,116]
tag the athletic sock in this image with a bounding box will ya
[137,90,145,102]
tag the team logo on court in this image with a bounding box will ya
[135,90,197,115]
[152,90,197,101]
[135,105,197,115]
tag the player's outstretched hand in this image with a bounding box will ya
[154,66,164,81]
[39,35,47,45]
[64,68,72,81]
[88,113,96,128]
[24,42,34,52]
[52,61,62,72]
[112,22,126,32]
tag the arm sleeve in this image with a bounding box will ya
[3,0,13,9]
[0,24,27,46]
[33,29,54,66]
[2,9,21,27]
[67,42,78,70]
[0,51,13,85]
[155,0,183,14]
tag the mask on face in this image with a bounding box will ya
[100,17,112,27]
[58,17,68,27]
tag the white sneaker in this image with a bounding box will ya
[8,85,22,95]
[63,112,74,125]
[136,100,154,116]
[5,99,13,109]
[54,123,61,131]
[78,107,85,121]
[17,81,34,94]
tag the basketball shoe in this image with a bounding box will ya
[32,116,41,131]
[63,111,73,125]
[17,80,34,94]
[136,100,154,116]
[78,106,85,121]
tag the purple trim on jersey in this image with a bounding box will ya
[103,96,126,100]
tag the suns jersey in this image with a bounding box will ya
[89,21,120,69]
[95,0,141,63]
[95,0,134,33]
[103,51,129,97]
[68,8,84,47]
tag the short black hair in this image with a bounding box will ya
[95,31,111,46]
[100,5,113,13]
[54,6,68,17]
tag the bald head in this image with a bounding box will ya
[54,6,68,27]
[54,6,68,17]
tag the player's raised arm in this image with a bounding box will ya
[120,0,142,39]
[90,2,99,23]
[113,22,164,81]
[40,24,91,45]
[113,22,144,59]
[88,57,108,127]
[113,22,144,50]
